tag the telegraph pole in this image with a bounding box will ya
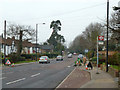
[106,0,109,72]
[36,24,38,61]
[4,20,6,61]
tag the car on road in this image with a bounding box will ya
[39,56,50,64]
[67,53,72,58]
[56,55,63,61]
[78,54,83,59]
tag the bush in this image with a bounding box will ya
[39,53,59,58]
[8,54,26,63]
[21,54,36,59]
[21,53,59,60]
[91,56,105,64]
[108,52,120,65]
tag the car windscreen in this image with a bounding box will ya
[57,56,62,58]
[40,56,48,59]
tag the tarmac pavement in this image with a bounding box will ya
[56,65,119,89]
[80,67,119,88]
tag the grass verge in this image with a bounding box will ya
[15,60,36,64]
[110,65,120,71]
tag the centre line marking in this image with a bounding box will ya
[6,78,26,85]
[31,73,40,77]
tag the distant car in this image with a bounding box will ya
[56,55,63,61]
[73,52,77,55]
[68,53,72,58]
[39,56,50,64]
[78,54,83,59]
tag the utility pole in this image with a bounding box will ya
[35,23,45,61]
[106,0,109,72]
[36,24,38,61]
[4,20,6,61]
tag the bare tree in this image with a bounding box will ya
[69,22,104,54]
[7,23,36,56]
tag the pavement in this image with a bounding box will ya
[56,65,119,89]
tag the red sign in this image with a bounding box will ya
[5,60,11,65]
[98,36,104,41]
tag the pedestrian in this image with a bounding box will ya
[87,61,93,70]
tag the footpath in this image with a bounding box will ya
[56,66,119,89]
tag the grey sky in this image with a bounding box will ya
[0,0,119,47]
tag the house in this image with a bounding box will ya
[40,45,54,53]
[0,36,37,55]
[0,35,54,55]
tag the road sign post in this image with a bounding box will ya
[96,36,104,74]
[96,36,99,74]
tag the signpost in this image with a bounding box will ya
[5,59,11,65]
[96,36,104,74]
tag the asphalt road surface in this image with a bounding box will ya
[2,55,77,88]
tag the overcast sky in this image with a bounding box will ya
[0,0,120,47]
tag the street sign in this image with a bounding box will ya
[98,36,104,41]
[85,49,88,53]
[5,60,11,65]
[98,41,104,45]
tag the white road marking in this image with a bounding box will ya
[0,77,6,80]
[67,66,71,67]
[6,78,26,85]
[31,73,40,77]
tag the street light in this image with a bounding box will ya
[106,0,109,72]
[36,23,45,61]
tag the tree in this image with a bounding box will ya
[48,20,65,52]
[69,22,105,55]
[108,12,120,51]
[7,23,35,56]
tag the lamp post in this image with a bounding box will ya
[35,23,45,61]
[106,0,109,72]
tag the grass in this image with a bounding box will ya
[14,60,36,64]
[110,65,120,71]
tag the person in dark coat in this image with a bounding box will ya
[87,62,93,70]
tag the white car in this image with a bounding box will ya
[78,54,83,59]
[56,55,63,61]
[68,53,72,58]
[39,56,50,64]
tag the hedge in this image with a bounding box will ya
[21,53,59,59]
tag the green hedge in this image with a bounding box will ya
[7,54,26,63]
[108,52,120,65]
[92,56,105,64]
[21,53,59,59]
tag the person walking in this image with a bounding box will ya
[87,61,93,70]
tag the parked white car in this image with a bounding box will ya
[68,53,72,58]
[56,55,63,61]
[39,56,50,64]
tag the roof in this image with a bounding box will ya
[41,45,54,50]
[0,36,35,47]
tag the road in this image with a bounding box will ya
[2,55,77,88]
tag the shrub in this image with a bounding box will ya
[8,54,25,63]
[91,56,105,64]
[108,52,120,65]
